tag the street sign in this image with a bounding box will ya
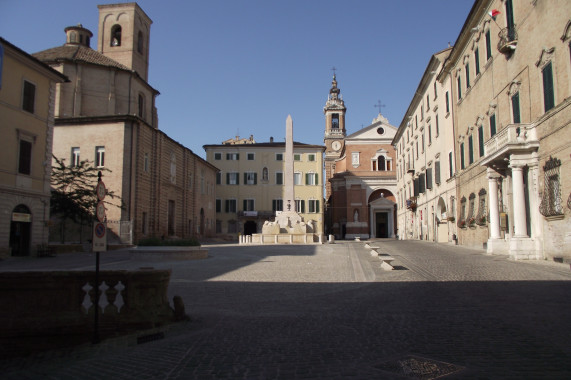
[96,181,106,201]
[93,222,107,252]
[96,201,106,223]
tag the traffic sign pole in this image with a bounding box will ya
[93,171,106,344]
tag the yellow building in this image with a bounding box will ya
[204,136,325,239]
[0,37,67,257]
[442,0,571,260]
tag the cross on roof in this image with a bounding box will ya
[374,100,386,113]
[331,66,337,77]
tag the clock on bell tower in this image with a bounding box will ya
[323,71,346,199]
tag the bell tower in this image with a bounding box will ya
[323,72,346,200]
[97,3,152,81]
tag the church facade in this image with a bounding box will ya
[324,76,398,239]
[34,3,218,243]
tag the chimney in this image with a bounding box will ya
[270,137,274,143]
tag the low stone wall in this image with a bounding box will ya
[250,234,323,244]
[0,269,177,358]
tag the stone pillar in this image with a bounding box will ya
[487,169,501,239]
[510,163,528,238]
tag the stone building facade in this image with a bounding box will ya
[324,76,398,239]
[0,38,67,257]
[393,47,458,243]
[204,136,325,239]
[33,3,217,243]
[441,0,571,260]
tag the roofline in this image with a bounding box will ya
[0,37,69,83]
[203,142,325,151]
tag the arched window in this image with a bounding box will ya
[111,25,122,46]
[378,156,386,171]
[137,31,144,54]
[138,93,145,118]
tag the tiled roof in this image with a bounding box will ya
[33,45,130,71]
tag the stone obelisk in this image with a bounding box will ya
[284,115,294,211]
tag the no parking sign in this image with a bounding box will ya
[93,222,107,252]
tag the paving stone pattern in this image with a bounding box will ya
[1,240,571,379]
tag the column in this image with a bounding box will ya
[510,164,527,237]
[487,169,501,239]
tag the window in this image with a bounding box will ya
[138,93,144,118]
[308,154,316,162]
[272,199,283,212]
[243,199,255,211]
[216,172,221,185]
[306,172,318,185]
[225,199,237,213]
[485,30,492,60]
[449,152,454,178]
[457,76,462,100]
[95,146,105,167]
[137,31,144,54]
[421,133,425,153]
[308,199,320,213]
[295,199,305,213]
[460,196,467,225]
[214,153,222,160]
[542,62,555,112]
[143,153,150,173]
[352,152,360,167]
[505,0,515,40]
[468,135,474,164]
[467,193,476,224]
[216,199,221,213]
[262,167,268,182]
[170,153,176,184]
[276,153,283,161]
[460,143,465,169]
[22,80,35,113]
[247,153,255,160]
[539,156,563,216]
[465,63,470,88]
[111,25,122,46]
[228,220,238,233]
[475,48,480,75]
[445,91,450,113]
[71,147,80,167]
[435,115,439,137]
[433,81,438,99]
[426,168,433,189]
[478,126,484,157]
[294,172,302,185]
[377,156,386,171]
[426,94,430,109]
[428,124,432,144]
[416,142,419,159]
[18,139,32,175]
[244,172,257,185]
[421,105,424,120]
[226,153,239,160]
[294,154,301,161]
[331,113,339,128]
[489,114,497,137]
[227,172,239,185]
[511,92,521,123]
[476,189,487,225]
[419,172,426,193]
[276,172,283,185]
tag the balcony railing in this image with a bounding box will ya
[497,27,518,53]
[484,123,538,159]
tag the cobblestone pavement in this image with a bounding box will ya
[2,240,571,379]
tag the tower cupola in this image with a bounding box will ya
[64,24,93,47]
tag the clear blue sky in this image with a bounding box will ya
[1,0,474,158]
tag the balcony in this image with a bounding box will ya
[481,123,539,166]
[406,198,417,211]
[497,27,518,54]
[325,129,345,138]
[406,163,415,175]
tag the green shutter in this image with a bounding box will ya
[543,62,555,112]
[490,114,496,136]
[316,200,320,212]
[435,161,441,185]
[226,173,230,185]
[512,92,521,123]
[301,200,305,213]
[315,173,318,185]
[244,173,247,184]
[243,199,247,211]
[254,173,257,185]
[478,126,484,157]
[305,173,309,185]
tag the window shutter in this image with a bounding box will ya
[236,153,240,160]
[435,161,441,185]
[243,200,247,211]
[301,200,305,213]
[225,200,229,213]
[254,173,257,185]
[226,173,230,185]
[426,168,433,189]
[305,173,309,185]
[316,200,320,212]
[543,62,555,112]
[414,178,419,196]
[419,173,426,193]
[315,173,318,185]
[512,93,521,123]
[236,173,239,185]
[244,173,247,184]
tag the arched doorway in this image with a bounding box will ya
[244,220,257,235]
[436,197,449,243]
[368,189,396,238]
[10,204,32,256]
